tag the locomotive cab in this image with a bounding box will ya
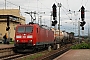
[14,24,38,50]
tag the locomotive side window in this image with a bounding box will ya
[26,26,33,33]
[17,27,25,33]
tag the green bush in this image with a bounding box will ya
[71,42,90,49]
[71,44,81,49]
[80,42,88,49]
[88,42,90,49]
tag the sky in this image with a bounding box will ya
[0,0,90,36]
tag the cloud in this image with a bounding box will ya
[0,0,90,36]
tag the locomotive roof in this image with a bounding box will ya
[17,22,51,30]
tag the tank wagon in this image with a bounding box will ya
[52,28,74,44]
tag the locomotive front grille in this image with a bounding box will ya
[15,43,33,47]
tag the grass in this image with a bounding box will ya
[9,41,14,44]
[71,42,90,49]
[21,50,49,60]
[22,53,43,60]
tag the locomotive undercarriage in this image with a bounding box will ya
[14,43,54,52]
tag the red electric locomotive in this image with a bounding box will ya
[14,22,54,52]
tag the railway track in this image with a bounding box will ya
[0,47,31,60]
[35,44,73,60]
[0,43,75,60]
[0,48,34,60]
[0,47,15,58]
[44,46,70,60]
[0,50,49,60]
[0,53,31,60]
[0,47,47,60]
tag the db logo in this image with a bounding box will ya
[23,36,26,38]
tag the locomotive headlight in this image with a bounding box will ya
[28,40,32,43]
[30,40,32,42]
[16,40,19,42]
[27,35,33,38]
[16,35,21,38]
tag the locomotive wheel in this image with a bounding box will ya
[13,48,18,53]
[33,48,38,53]
[53,44,57,50]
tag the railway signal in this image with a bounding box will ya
[52,3,57,26]
[52,3,57,20]
[52,20,57,26]
[7,16,9,27]
[80,21,86,26]
[6,26,10,31]
[6,16,10,31]
[81,6,85,20]
[80,21,86,30]
[80,6,86,30]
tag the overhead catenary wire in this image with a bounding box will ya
[1,0,84,25]
[6,1,48,16]
[62,5,69,12]
[37,0,51,10]
[66,0,71,11]
[6,1,18,7]
[5,0,76,22]
[6,0,29,11]
[61,5,72,20]
[57,1,74,21]
[7,0,52,16]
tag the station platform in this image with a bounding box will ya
[0,44,14,49]
[54,49,90,60]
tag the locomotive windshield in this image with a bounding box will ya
[17,27,24,33]
[26,26,33,33]
[17,26,33,33]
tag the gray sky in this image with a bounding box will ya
[0,0,90,36]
